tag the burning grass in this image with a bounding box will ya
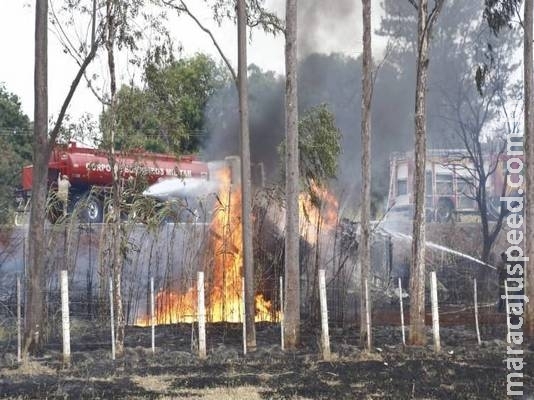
[136,167,279,327]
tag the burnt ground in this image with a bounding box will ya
[1,319,533,400]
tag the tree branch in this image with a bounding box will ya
[162,0,238,83]
[48,0,100,151]
[407,0,419,10]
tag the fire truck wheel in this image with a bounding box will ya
[82,195,103,223]
[435,199,454,223]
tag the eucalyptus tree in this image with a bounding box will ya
[236,0,256,351]
[284,0,299,349]
[160,0,281,347]
[480,0,533,338]
[359,0,372,351]
[97,0,170,357]
[25,0,100,356]
[407,0,445,346]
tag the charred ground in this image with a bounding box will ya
[1,322,533,399]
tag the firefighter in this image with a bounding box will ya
[57,173,71,216]
[497,252,507,313]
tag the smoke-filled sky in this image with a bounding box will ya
[0,1,386,121]
[202,0,522,213]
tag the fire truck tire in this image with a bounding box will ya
[81,194,103,223]
[435,198,454,223]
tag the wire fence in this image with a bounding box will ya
[0,262,507,361]
[0,202,510,359]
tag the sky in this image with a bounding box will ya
[0,0,387,124]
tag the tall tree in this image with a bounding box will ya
[284,0,300,349]
[24,0,99,355]
[408,0,445,346]
[91,0,162,356]
[524,0,534,339]
[359,0,372,351]
[25,0,49,356]
[237,0,256,351]
[104,0,126,357]
[482,0,533,340]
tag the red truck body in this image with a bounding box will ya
[20,142,210,223]
[22,142,209,192]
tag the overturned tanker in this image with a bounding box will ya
[17,142,210,223]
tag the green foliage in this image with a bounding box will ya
[279,104,341,200]
[101,53,230,154]
[0,84,32,224]
[483,0,522,35]
[298,104,341,190]
[209,0,283,35]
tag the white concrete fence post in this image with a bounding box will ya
[16,274,21,363]
[430,271,441,353]
[197,272,206,359]
[473,278,481,345]
[241,277,247,355]
[318,269,331,360]
[151,276,155,354]
[398,277,406,346]
[365,278,372,351]
[60,270,71,366]
[280,276,284,350]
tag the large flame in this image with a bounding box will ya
[299,181,339,244]
[209,168,243,322]
[136,167,276,326]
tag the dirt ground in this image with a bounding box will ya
[1,321,533,400]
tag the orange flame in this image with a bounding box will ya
[299,181,339,244]
[136,166,277,326]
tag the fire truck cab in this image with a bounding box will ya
[387,149,505,222]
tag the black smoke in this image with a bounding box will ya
[202,54,414,212]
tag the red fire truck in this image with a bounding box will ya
[17,142,210,223]
[386,149,517,222]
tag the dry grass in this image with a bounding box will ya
[130,374,174,393]
[159,386,268,400]
[1,360,55,378]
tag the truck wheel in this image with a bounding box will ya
[82,195,103,223]
[435,199,454,223]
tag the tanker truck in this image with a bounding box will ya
[16,142,210,224]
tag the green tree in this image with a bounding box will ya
[297,104,341,196]
[103,53,230,154]
[0,85,32,224]
[279,104,341,198]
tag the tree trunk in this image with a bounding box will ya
[359,0,372,350]
[409,0,430,346]
[479,181,492,263]
[524,0,534,339]
[237,0,256,351]
[105,0,125,357]
[23,0,99,357]
[284,0,300,349]
[23,0,49,356]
